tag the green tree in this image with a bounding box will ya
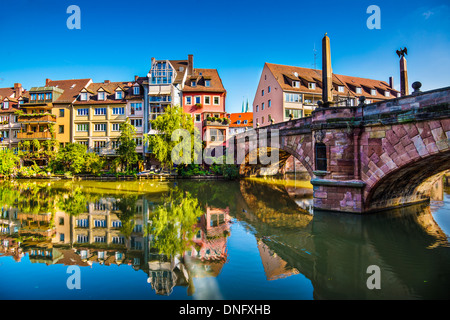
[57,188,89,216]
[144,105,201,169]
[0,149,20,176]
[83,152,104,175]
[147,188,204,257]
[51,143,86,174]
[117,118,138,172]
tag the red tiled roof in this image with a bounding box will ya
[46,79,93,104]
[229,112,253,127]
[73,81,131,105]
[266,63,399,100]
[183,68,226,93]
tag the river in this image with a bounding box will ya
[0,177,449,300]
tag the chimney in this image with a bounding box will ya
[389,77,394,89]
[45,78,51,86]
[321,33,333,107]
[13,83,23,98]
[188,54,194,75]
[151,57,155,66]
[134,75,139,82]
[104,80,110,84]
[400,56,409,96]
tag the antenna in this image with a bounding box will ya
[313,43,318,70]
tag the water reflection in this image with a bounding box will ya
[0,179,449,299]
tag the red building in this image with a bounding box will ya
[182,67,227,148]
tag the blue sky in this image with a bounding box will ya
[0,0,449,113]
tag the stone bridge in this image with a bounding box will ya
[232,85,450,213]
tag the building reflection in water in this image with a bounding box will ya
[1,179,449,299]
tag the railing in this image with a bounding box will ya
[203,119,230,127]
[17,131,53,139]
[18,114,56,123]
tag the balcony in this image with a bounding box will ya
[18,114,56,123]
[17,131,53,140]
[203,118,230,127]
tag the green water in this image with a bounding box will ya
[0,178,449,300]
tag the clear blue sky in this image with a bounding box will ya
[0,0,449,113]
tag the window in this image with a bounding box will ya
[94,220,106,227]
[385,91,390,97]
[285,93,302,102]
[2,101,9,109]
[356,87,362,94]
[59,109,64,117]
[185,96,192,105]
[59,125,64,134]
[308,83,316,90]
[285,108,303,119]
[293,81,300,88]
[315,143,327,171]
[261,89,264,96]
[209,129,224,142]
[31,94,37,100]
[131,119,142,127]
[77,108,89,116]
[133,103,143,111]
[133,86,140,95]
[237,120,241,124]
[243,120,248,124]
[191,81,196,87]
[268,100,271,107]
[77,140,88,147]
[111,140,120,149]
[38,93,44,100]
[112,237,125,244]
[98,251,105,259]
[94,108,106,115]
[371,89,377,96]
[261,116,264,124]
[195,96,201,104]
[77,124,88,132]
[94,123,106,131]
[115,91,123,99]
[112,220,122,228]
[94,141,106,151]
[112,107,124,115]
[256,105,259,112]
[76,219,89,227]
[80,92,87,101]
[45,93,52,100]
[338,86,345,93]
[204,96,211,105]
[135,138,143,146]
[213,96,220,105]
[112,123,120,131]
[77,235,88,243]
[205,80,211,87]
[195,114,201,122]
[262,102,265,110]
[94,236,106,243]
[60,233,65,242]
[98,92,105,100]
[268,86,271,93]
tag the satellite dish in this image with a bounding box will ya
[294,72,299,77]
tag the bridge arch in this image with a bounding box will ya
[362,120,450,211]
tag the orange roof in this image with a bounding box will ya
[46,79,92,104]
[183,68,226,93]
[229,112,253,127]
[265,63,400,100]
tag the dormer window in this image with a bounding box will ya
[98,92,105,100]
[31,94,37,100]
[371,89,377,95]
[2,101,9,109]
[80,92,87,101]
[205,80,211,87]
[191,81,196,87]
[116,91,123,100]
[356,87,362,94]
[293,81,300,88]
[384,91,390,97]
[397,92,401,98]
[338,86,344,93]
[237,120,241,124]
[308,82,316,90]
[133,86,140,95]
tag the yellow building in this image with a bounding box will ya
[72,81,131,156]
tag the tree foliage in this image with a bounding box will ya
[50,143,87,174]
[0,148,20,176]
[117,118,138,172]
[144,105,201,169]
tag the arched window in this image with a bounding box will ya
[315,143,327,171]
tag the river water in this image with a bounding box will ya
[0,177,449,300]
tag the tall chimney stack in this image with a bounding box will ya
[389,77,394,89]
[322,33,333,107]
[13,83,23,98]
[400,56,409,96]
[188,54,194,75]
[45,78,51,86]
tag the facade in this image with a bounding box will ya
[125,76,146,156]
[227,112,253,136]
[182,67,228,148]
[0,83,26,151]
[252,63,401,127]
[72,80,131,156]
[45,78,93,148]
